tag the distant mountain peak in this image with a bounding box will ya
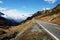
[56,4,60,8]
[57,4,60,6]
[53,4,60,9]
[0,12,4,16]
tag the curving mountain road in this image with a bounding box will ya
[14,20,60,40]
[36,21,60,40]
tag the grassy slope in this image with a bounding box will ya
[1,13,59,39]
[14,22,53,40]
[0,20,36,39]
[35,13,60,25]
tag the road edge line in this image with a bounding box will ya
[36,21,59,40]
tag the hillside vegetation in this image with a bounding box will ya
[34,4,60,25]
[0,19,36,40]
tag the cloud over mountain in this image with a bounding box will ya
[2,9,32,20]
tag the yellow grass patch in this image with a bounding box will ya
[0,20,36,39]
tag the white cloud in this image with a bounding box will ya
[42,8,50,10]
[2,9,32,20]
[0,1,3,4]
[44,0,57,4]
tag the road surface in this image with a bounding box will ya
[36,21,60,40]
[14,23,53,40]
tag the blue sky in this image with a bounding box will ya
[0,0,60,19]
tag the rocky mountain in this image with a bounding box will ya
[32,4,60,17]
[21,4,60,24]
[0,12,4,15]
[0,12,20,28]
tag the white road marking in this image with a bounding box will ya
[36,21,59,40]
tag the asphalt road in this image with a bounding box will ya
[14,23,53,40]
[36,21,60,40]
